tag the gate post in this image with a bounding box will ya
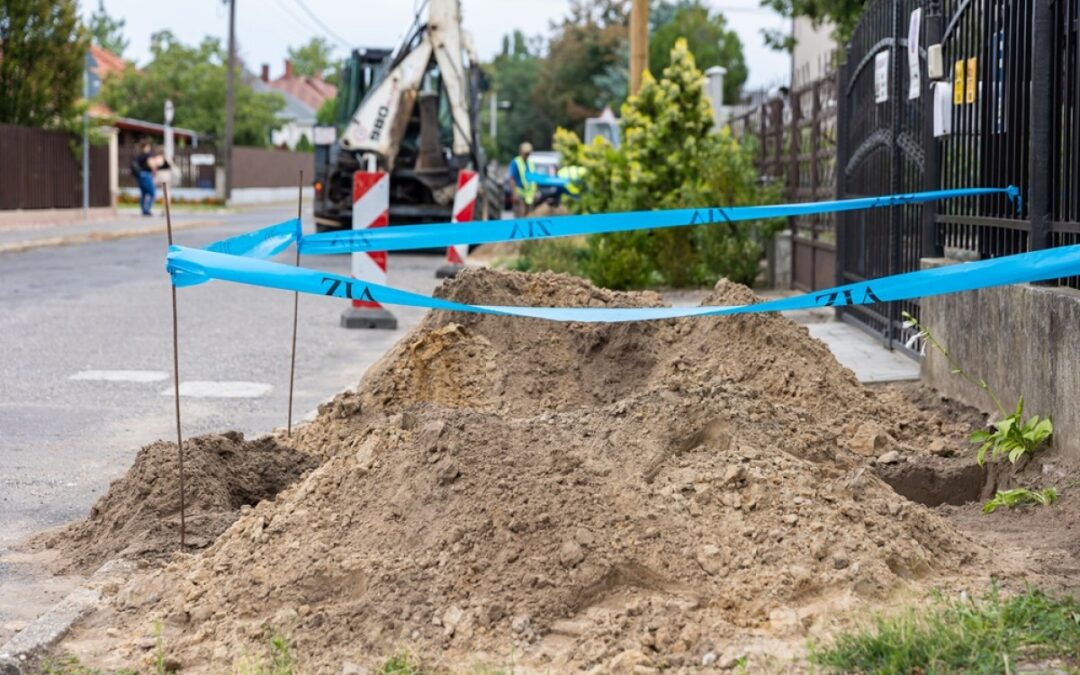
[835,51,851,289]
[1029,0,1053,252]
[921,0,944,259]
[887,0,904,348]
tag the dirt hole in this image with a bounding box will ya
[875,458,1016,507]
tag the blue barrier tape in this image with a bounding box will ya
[166,241,1080,322]
[296,186,1020,255]
[205,218,301,259]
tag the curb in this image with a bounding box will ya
[0,218,225,255]
[0,560,131,672]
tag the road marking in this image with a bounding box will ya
[163,381,273,398]
[70,370,169,383]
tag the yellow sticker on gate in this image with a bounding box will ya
[966,57,977,104]
[954,60,965,105]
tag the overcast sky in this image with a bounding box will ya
[80,0,791,91]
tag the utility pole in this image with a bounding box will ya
[223,0,236,203]
[629,0,649,96]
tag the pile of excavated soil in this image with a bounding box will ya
[79,270,988,672]
[38,432,317,573]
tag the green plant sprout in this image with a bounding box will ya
[982,487,1058,513]
[902,312,1052,466]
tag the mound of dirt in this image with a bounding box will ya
[39,432,317,573]
[83,270,987,672]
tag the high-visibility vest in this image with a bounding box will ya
[557,165,585,196]
[513,156,537,203]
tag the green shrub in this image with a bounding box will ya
[554,38,778,290]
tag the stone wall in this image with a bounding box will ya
[920,258,1080,459]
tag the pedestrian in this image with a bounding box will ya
[509,142,537,217]
[132,141,163,216]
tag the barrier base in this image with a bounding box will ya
[435,263,465,279]
[340,306,398,330]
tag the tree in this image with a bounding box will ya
[0,0,88,127]
[759,0,867,48]
[555,39,776,289]
[483,31,550,161]
[101,31,284,147]
[533,0,629,137]
[287,37,335,80]
[87,0,128,57]
[649,0,747,104]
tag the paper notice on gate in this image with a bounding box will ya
[934,82,953,137]
[875,51,890,103]
[907,8,922,99]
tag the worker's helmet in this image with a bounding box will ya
[519,142,533,155]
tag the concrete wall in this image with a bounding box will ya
[920,257,1080,459]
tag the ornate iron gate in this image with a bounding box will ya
[837,0,1080,350]
[835,0,927,351]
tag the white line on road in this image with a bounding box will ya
[162,381,274,398]
[69,370,170,383]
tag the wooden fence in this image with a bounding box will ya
[232,147,313,189]
[729,72,838,291]
[0,124,110,210]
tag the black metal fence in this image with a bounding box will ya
[836,0,1080,351]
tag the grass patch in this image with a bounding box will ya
[811,588,1080,674]
[379,651,427,674]
[510,237,589,277]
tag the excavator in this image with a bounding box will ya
[312,0,501,232]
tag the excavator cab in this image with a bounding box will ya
[313,0,501,233]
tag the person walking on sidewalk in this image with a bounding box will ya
[132,141,164,216]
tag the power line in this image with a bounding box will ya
[290,0,356,50]
[268,0,350,52]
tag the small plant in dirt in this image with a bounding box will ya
[379,651,427,674]
[902,312,1053,466]
[232,628,299,675]
[982,487,1059,513]
[810,587,1080,673]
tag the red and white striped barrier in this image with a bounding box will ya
[435,169,478,279]
[340,171,397,329]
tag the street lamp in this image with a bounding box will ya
[488,94,513,143]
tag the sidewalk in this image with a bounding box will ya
[0,209,225,254]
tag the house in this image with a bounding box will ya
[254,60,337,150]
[791,17,838,88]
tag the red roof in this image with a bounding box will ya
[265,62,338,111]
[90,44,127,80]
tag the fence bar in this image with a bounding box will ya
[1029,0,1053,252]
[922,0,945,259]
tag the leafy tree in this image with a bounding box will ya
[556,39,777,289]
[87,0,128,57]
[287,37,335,80]
[294,134,314,152]
[0,0,88,127]
[760,0,866,48]
[316,96,337,126]
[101,31,284,147]
[533,0,629,137]
[649,0,747,104]
[483,31,550,161]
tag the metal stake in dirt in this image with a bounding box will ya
[286,172,303,438]
[163,183,187,550]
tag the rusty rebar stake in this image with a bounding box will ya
[163,183,186,549]
[286,171,303,438]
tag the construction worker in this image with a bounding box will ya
[556,164,585,200]
[509,142,537,217]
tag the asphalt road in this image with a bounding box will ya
[0,206,439,551]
